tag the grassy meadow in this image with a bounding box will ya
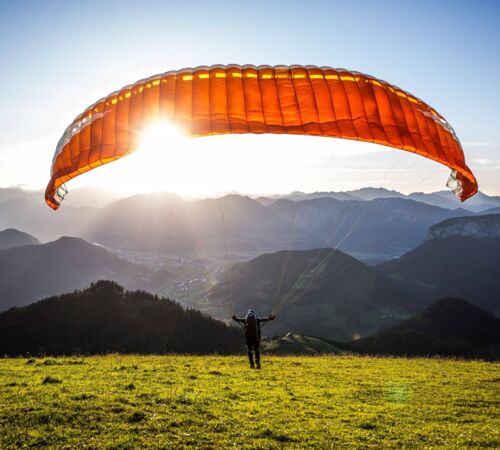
[0,355,498,448]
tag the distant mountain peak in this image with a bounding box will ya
[422,296,484,319]
[0,228,40,250]
[427,214,500,240]
[0,236,165,312]
[50,235,99,249]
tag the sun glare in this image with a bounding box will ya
[119,120,191,193]
[139,121,186,156]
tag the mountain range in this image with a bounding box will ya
[268,197,466,259]
[0,236,165,311]
[3,187,500,261]
[0,189,100,242]
[264,188,500,212]
[2,211,499,335]
[82,192,471,262]
[202,212,500,339]
[85,192,303,255]
[2,186,500,348]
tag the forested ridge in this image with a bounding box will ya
[0,280,242,356]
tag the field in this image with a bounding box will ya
[0,355,498,448]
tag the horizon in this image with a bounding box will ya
[4,182,498,201]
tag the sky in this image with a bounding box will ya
[1,0,499,198]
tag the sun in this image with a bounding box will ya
[138,121,186,157]
[116,120,192,193]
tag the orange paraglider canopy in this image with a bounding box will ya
[46,64,477,209]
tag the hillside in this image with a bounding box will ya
[0,281,241,355]
[427,213,500,239]
[203,248,429,341]
[269,197,465,258]
[480,206,500,215]
[378,236,500,314]
[2,188,475,261]
[349,298,500,358]
[85,193,312,254]
[84,192,467,261]
[0,237,165,311]
[0,228,39,250]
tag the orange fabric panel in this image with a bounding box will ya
[275,66,302,133]
[369,81,403,148]
[326,73,357,139]
[128,82,143,153]
[192,68,211,135]
[306,67,339,136]
[209,66,229,134]
[259,66,283,133]
[242,66,266,134]
[175,69,193,125]
[226,66,249,134]
[101,96,117,160]
[45,64,478,210]
[142,80,161,128]
[159,74,176,120]
[114,87,131,154]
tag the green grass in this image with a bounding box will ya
[0,355,498,448]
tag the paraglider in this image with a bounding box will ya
[232,310,275,369]
[45,64,477,210]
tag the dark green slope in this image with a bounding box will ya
[0,281,242,356]
[378,236,500,314]
[349,298,500,359]
[204,248,429,341]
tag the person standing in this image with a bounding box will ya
[232,310,275,369]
